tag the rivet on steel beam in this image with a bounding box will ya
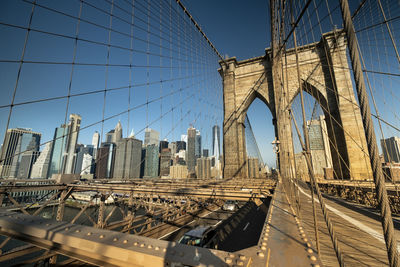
[225,257,232,264]
[134,242,138,246]
[313,264,320,267]
[228,253,235,258]
[239,255,246,260]
[307,248,313,254]
[155,246,159,251]
[307,242,312,248]
[113,238,118,242]
[148,245,152,249]
[87,232,92,236]
[237,260,244,266]
[64,227,69,231]
[257,252,265,258]
[163,248,167,252]
[300,229,304,234]
[140,243,145,247]
[46,223,51,226]
[310,255,317,261]
[262,242,267,246]
[99,234,104,239]
[261,246,267,251]
[301,233,306,238]
[75,229,81,233]
[123,240,128,244]
[303,238,308,242]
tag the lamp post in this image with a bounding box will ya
[271,137,280,173]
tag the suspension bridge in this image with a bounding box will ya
[0,0,399,266]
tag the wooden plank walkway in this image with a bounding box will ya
[295,182,400,266]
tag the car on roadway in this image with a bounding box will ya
[222,200,237,211]
[178,226,217,248]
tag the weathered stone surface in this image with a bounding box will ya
[219,31,372,180]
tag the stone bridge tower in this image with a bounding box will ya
[219,31,372,180]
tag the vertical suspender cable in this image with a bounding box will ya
[339,0,399,266]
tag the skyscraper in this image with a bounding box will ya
[31,142,52,178]
[92,131,100,148]
[17,151,40,178]
[74,145,94,175]
[159,139,169,152]
[187,127,196,174]
[63,114,81,174]
[168,142,177,163]
[381,136,400,163]
[176,141,186,152]
[212,125,221,158]
[96,143,116,179]
[80,153,93,175]
[196,157,211,179]
[114,121,123,143]
[160,148,171,176]
[0,128,41,178]
[144,128,159,146]
[195,130,201,159]
[248,157,259,178]
[113,137,142,179]
[202,149,209,157]
[105,121,123,144]
[48,125,68,178]
[144,144,159,178]
[307,115,332,178]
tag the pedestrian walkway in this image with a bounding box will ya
[297,183,398,266]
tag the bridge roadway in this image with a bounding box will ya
[297,181,400,266]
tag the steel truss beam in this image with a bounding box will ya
[0,211,253,266]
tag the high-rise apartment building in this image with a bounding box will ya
[63,114,81,174]
[160,148,171,176]
[212,125,221,158]
[96,143,115,179]
[170,165,188,178]
[196,157,211,179]
[248,157,259,178]
[381,136,400,163]
[168,142,177,163]
[48,125,67,178]
[74,145,94,175]
[144,128,159,146]
[307,115,332,178]
[31,142,52,178]
[80,153,93,175]
[144,144,159,178]
[202,149,209,157]
[17,151,40,178]
[195,130,201,159]
[159,140,169,152]
[0,128,41,178]
[92,131,100,148]
[187,127,196,174]
[113,137,142,179]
